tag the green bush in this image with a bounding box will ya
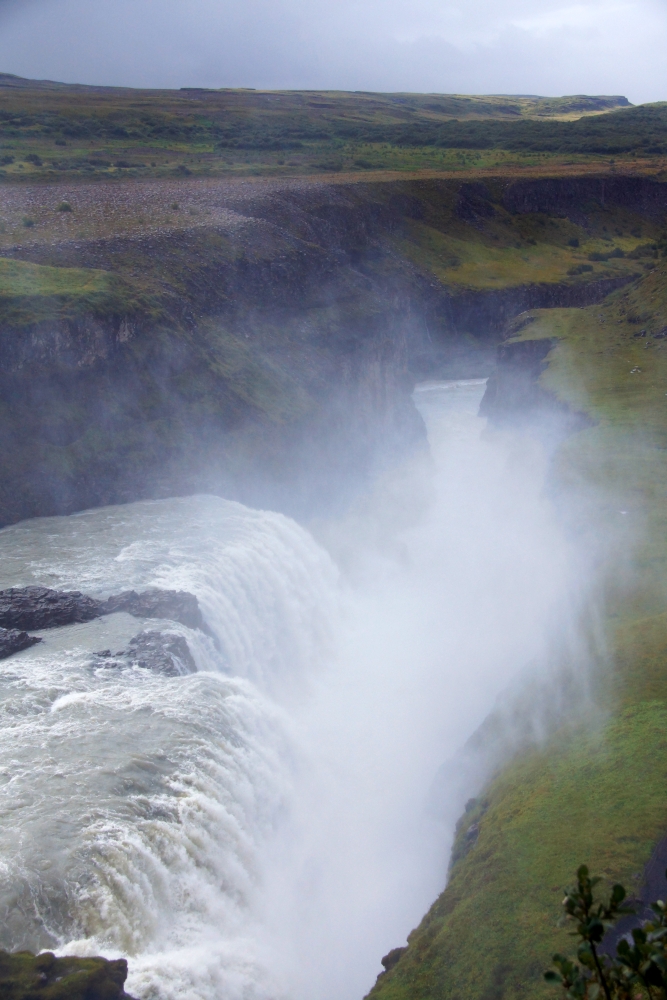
[545,865,667,1000]
[568,264,594,275]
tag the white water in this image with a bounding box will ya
[0,380,589,1000]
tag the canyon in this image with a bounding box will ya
[1,155,667,1000]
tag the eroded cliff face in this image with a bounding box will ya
[502,175,667,222]
[0,172,663,526]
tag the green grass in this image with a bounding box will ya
[389,181,654,291]
[372,703,667,1000]
[0,75,663,181]
[0,257,162,327]
[0,257,109,296]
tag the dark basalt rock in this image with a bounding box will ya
[0,586,101,631]
[100,588,207,632]
[0,585,210,636]
[0,949,137,1000]
[97,630,197,676]
[0,628,41,659]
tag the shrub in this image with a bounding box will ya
[568,238,580,248]
[24,153,42,166]
[56,201,73,213]
[0,155,14,166]
[567,263,594,275]
[545,864,667,1000]
[628,243,657,259]
[21,217,34,228]
[315,159,343,171]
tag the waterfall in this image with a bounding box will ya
[0,381,589,1000]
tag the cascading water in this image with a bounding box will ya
[0,380,590,1000]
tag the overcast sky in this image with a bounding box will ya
[0,0,664,104]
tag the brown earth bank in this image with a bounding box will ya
[0,170,664,526]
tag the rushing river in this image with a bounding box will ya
[0,380,584,1000]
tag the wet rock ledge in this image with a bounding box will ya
[0,585,210,661]
[0,950,136,1000]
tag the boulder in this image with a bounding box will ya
[0,585,210,635]
[100,588,208,632]
[0,586,101,631]
[0,628,41,659]
[97,630,197,677]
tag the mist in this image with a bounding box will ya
[0,0,665,103]
[222,379,599,1000]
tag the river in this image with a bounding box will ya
[0,379,585,1000]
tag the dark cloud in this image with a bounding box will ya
[0,0,664,102]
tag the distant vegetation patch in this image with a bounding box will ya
[0,76,661,180]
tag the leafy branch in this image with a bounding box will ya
[545,864,667,1000]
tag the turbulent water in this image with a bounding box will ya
[0,380,587,1000]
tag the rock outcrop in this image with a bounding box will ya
[100,588,207,632]
[0,586,100,631]
[381,947,407,972]
[480,335,593,441]
[0,586,209,634]
[97,630,197,677]
[0,950,136,1000]
[502,175,667,223]
[0,628,41,659]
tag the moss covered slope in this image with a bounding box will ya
[0,950,134,1000]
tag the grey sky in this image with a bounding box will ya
[0,0,665,104]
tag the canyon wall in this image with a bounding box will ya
[0,173,663,525]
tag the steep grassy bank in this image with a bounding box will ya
[368,249,667,1000]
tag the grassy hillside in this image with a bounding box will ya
[1,74,660,181]
[368,252,667,1000]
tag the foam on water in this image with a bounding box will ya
[0,496,340,999]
